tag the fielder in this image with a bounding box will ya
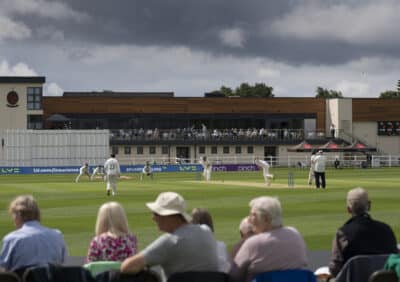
[140,161,154,180]
[254,157,274,186]
[104,154,120,196]
[75,163,90,183]
[199,156,212,181]
[91,165,104,181]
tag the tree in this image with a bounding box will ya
[379,80,400,98]
[212,82,274,97]
[315,87,343,98]
[379,90,400,99]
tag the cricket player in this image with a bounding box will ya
[199,156,212,181]
[75,163,90,183]
[91,165,104,181]
[104,154,121,196]
[308,150,317,186]
[254,157,274,186]
[140,161,154,180]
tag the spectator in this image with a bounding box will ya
[230,216,255,259]
[120,192,219,278]
[0,195,67,274]
[191,208,230,273]
[86,201,138,262]
[230,196,308,282]
[328,187,398,276]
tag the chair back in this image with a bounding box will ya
[252,269,316,282]
[94,270,161,282]
[167,271,231,282]
[23,264,95,282]
[334,254,390,282]
[369,270,398,282]
[0,271,22,282]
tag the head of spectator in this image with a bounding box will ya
[146,192,191,233]
[86,202,137,262]
[346,187,370,216]
[191,208,214,232]
[239,216,254,239]
[249,196,282,234]
[95,201,130,236]
[9,195,40,229]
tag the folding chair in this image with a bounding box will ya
[0,271,22,282]
[167,271,231,282]
[369,270,398,282]
[333,254,390,282]
[95,269,161,282]
[252,269,317,282]
[23,264,95,282]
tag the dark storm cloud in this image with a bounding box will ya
[11,0,399,65]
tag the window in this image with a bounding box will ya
[112,146,119,155]
[223,146,230,154]
[247,146,254,154]
[149,146,156,154]
[211,146,218,154]
[124,146,131,155]
[27,115,43,129]
[27,87,42,110]
[199,146,205,154]
[137,146,143,155]
[161,146,169,154]
[235,146,242,154]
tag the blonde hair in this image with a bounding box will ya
[95,202,130,236]
[9,195,40,222]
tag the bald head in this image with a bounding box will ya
[347,187,370,216]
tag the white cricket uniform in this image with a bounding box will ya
[199,158,212,181]
[255,159,274,186]
[308,154,316,185]
[141,165,153,180]
[91,166,104,181]
[75,165,90,183]
[104,157,120,196]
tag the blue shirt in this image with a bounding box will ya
[0,220,67,271]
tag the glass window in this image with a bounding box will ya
[26,87,42,110]
[235,146,242,154]
[149,146,156,154]
[137,146,143,155]
[223,146,230,154]
[199,146,205,154]
[124,146,131,155]
[247,146,254,154]
[161,146,169,154]
[27,115,43,129]
[211,146,218,154]
[112,146,119,155]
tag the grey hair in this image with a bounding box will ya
[347,187,370,215]
[249,196,282,227]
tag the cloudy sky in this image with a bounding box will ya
[1,0,399,97]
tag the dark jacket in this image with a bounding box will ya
[329,213,398,276]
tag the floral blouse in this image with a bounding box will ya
[86,232,138,262]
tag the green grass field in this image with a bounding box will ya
[0,167,399,257]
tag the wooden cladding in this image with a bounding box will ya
[352,99,400,121]
[43,97,326,129]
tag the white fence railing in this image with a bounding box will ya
[117,155,400,168]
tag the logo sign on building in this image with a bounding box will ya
[6,91,19,108]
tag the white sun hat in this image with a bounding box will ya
[146,192,191,222]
